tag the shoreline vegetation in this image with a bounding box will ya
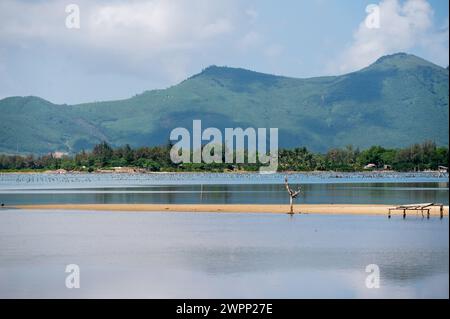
[9,204,450,216]
[0,141,448,174]
[0,170,447,176]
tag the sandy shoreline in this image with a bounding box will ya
[8,204,449,216]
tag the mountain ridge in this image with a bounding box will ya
[0,52,448,154]
[1,52,445,105]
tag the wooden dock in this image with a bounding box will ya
[388,203,445,219]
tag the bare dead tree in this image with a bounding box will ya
[285,176,302,214]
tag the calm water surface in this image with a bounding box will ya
[0,173,448,298]
[0,173,448,205]
[0,210,448,298]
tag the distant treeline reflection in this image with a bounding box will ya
[0,141,448,172]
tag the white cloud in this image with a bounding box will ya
[0,0,242,83]
[0,0,293,103]
[331,0,449,74]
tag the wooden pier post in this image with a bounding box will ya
[388,203,443,220]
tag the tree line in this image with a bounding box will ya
[0,141,448,172]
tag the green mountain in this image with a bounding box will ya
[0,53,448,154]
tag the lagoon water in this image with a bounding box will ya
[0,210,448,298]
[0,172,449,298]
[0,172,448,206]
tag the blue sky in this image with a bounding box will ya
[0,0,448,104]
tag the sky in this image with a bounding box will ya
[0,0,448,104]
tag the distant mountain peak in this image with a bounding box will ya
[195,64,280,78]
[186,64,281,89]
[368,52,443,71]
[375,52,411,62]
[0,95,55,107]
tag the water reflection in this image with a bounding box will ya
[1,182,448,205]
[0,211,447,298]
